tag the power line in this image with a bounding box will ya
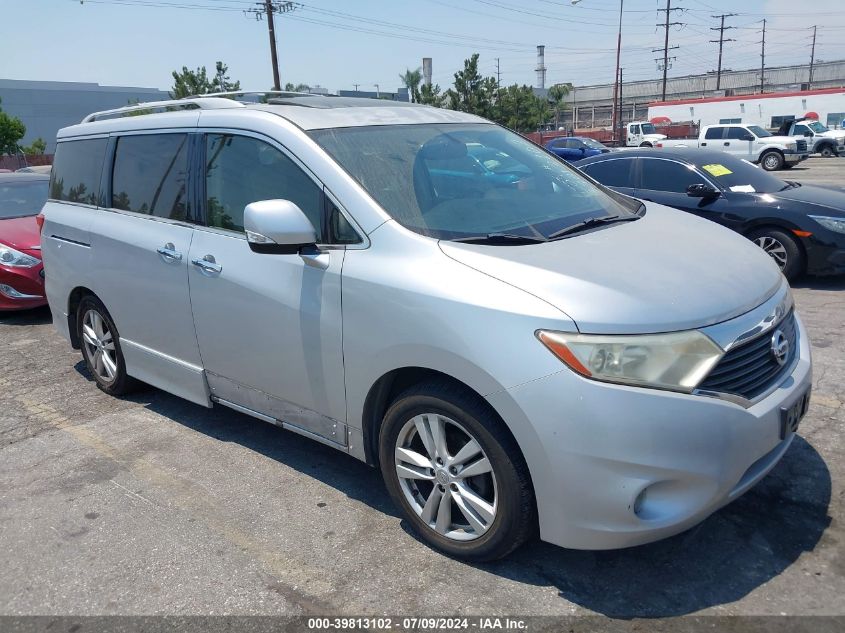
[709,13,736,90]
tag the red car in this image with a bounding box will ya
[0,172,49,311]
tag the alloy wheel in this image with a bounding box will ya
[81,309,118,383]
[763,154,780,170]
[754,235,788,270]
[394,413,497,541]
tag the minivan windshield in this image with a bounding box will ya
[309,123,640,241]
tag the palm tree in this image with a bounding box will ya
[548,83,572,130]
[399,68,423,103]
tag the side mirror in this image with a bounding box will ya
[741,134,755,142]
[243,199,317,254]
[687,183,719,198]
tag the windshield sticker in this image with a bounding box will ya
[729,185,756,193]
[702,163,733,177]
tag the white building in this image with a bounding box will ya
[648,87,845,130]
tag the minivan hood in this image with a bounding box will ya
[439,203,782,335]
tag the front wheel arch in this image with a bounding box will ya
[759,150,784,171]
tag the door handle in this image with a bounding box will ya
[191,255,222,275]
[157,243,182,262]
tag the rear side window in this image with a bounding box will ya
[704,127,724,140]
[111,134,190,220]
[204,133,324,236]
[581,159,635,188]
[49,138,107,206]
[640,159,707,193]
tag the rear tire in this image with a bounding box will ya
[77,296,137,396]
[760,151,784,171]
[379,381,536,561]
[747,228,805,281]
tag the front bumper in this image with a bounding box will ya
[784,152,809,164]
[487,312,812,550]
[0,263,46,311]
[803,230,845,276]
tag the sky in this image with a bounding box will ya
[3,0,845,94]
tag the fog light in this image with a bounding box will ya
[0,284,42,300]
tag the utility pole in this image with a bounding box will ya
[374,84,380,98]
[245,1,297,91]
[495,57,501,91]
[760,18,767,93]
[353,83,360,93]
[808,25,817,89]
[611,0,623,144]
[653,0,683,101]
[710,14,736,91]
[617,67,623,139]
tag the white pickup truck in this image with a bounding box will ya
[777,118,845,157]
[624,121,668,147]
[654,123,809,171]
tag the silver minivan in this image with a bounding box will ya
[41,94,812,561]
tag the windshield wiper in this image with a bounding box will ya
[449,232,549,245]
[547,215,639,240]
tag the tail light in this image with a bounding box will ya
[36,212,45,234]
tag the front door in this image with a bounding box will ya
[636,157,727,219]
[187,131,347,442]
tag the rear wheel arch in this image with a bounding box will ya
[67,286,100,349]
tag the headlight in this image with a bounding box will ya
[0,245,40,268]
[536,329,724,393]
[786,142,797,150]
[810,215,845,234]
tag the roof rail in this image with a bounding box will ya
[182,90,325,101]
[81,97,245,123]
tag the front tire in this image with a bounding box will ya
[379,381,535,561]
[747,228,805,281]
[77,296,137,396]
[639,142,652,148]
[819,145,835,158]
[760,151,784,171]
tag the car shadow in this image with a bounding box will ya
[791,275,845,291]
[72,363,832,618]
[0,305,52,326]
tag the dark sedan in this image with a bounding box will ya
[546,136,610,162]
[577,148,845,280]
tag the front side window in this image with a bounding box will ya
[581,159,635,188]
[309,123,639,241]
[630,125,641,135]
[111,134,189,220]
[204,134,324,235]
[0,179,49,219]
[794,125,811,136]
[640,159,706,194]
[49,138,107,206]
[725,127,751,140]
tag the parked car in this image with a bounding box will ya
[545,136,610,161]
[655,123,809,171]
[0,172,49,311]
[577,148,845,279]
[41,95,811,561]
[777,118,845,157]
[16,165,53,174]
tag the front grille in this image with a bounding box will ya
[796,140,807,152]
[698,311,797,400]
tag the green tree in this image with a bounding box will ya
[0,98,26,156]
[399,67,423,103]
[170,61,240,98]
[284,82,311,92]
[418,82,443,107]
[493,84,550,133]
[20,137,46,155]
[444,54,496,118]
[548,83,572,130]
